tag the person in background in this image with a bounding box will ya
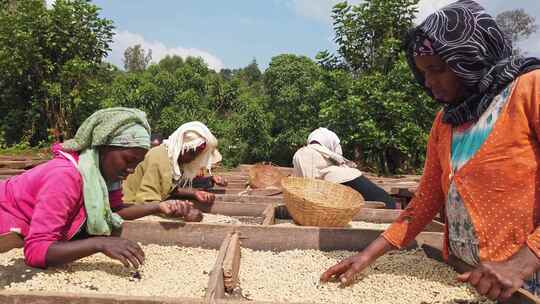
[321,1,540,301]
[292,127,396,208]
[150,133,163,148]
[0,107,201,269]
[123,121,227,205]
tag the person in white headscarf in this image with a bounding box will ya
[123,121,227,204]
[292,127,395,208]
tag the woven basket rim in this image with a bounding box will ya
[281,177,364,210]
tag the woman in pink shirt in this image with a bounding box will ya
[0,107,201,269]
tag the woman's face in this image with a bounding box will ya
[414,55,465,104]
[99,146,147,183]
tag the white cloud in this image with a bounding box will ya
[108,30,225,71]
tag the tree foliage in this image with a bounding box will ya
[331,0,418,74]
[123,44,152,72]
[1,0,442,174]
[0,0,113,144]
[496,9,538,55]
[314,0,436,173]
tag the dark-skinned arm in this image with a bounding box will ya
[171,187,215,204]
[117,200,203,222]
[172,187,197,200]
[46,237,145,268]
[115,202,161,220]
[320,236,396,285]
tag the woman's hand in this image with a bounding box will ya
[158,200,202,221]
[94,237,145,269]
[184,207,203,222]
[320,236,395,286]
[194,190,215,204]
[457,246,540,301]
[212,175,228,187]
[320,252,374,286]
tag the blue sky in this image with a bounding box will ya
[48,0,540,71]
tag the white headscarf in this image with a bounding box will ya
[163,121,220,186]
[307,128,343,156]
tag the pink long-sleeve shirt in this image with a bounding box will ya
[0,145,123,268]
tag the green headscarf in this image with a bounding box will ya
[62,107,151,236]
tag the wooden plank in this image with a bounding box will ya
[121,222,234,248]
[209,187,282,196]
[274,205,444,232]
[0,159,47,169]
[0,291,205,304]
[223,182,247,188]
[205,233,235,302]
[364,201,386,209]
[215,300,305,304]
[236,225,381,252]
[0,169,25,175]
[222,233,241,292]
[194,202,269,217]
[261,204,276,226]
[0,160,32,169]
[352,208,403,222]
[215,194,388,210]
[215,194,283,204]
[389,186,417,198]
[353,209,443,232]
[123,201,269,217]
[275,204,396,222]
[120,222,381,252]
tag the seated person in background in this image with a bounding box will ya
[292,127,396,209]
[123,121,227,204]
[150,133,163,148]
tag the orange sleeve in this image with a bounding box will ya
[523,70,540,258]
[382,114,446,249]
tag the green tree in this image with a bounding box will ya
[0,0,114,144]
[331,0,418,73]
[263,54,331,164]
[123,44,152,72]
[315,0,435,174]
[157,55,184,73]
[496,9,538,55]
[319,55,436,173]
[238,59,262,84]
[105,55,214,137]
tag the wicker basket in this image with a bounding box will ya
[248,163,286,189]
[281,177,364,227]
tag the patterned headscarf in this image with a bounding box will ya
[62,107,151,236]
[413,32,435,57]
[406,0,540,126]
